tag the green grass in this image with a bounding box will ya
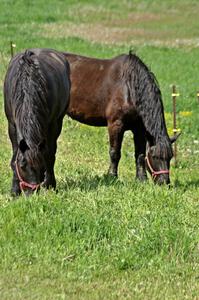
[0,1,199,299]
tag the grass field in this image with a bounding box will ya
[0,1,199,299]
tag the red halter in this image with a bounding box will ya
[15,153,40,192]
[145,154,169,179]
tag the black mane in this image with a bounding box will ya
[14,50,48,151]
[125,51,173,159]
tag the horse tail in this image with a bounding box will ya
[125,51,172,157]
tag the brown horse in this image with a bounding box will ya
[64,52,180,184]
[63,51,179,185]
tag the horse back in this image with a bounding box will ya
[4,48,70,125]
[62,52,131,126]
[30,48,70,117]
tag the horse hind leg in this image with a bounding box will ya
[107,120,124,177]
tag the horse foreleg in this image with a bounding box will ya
[44,153,56,190]
[44,118,63,189]
[107,121,124,177]
[8,123,21,196]
[44,141,57,190]
[132,126,147,181]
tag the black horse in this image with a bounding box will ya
[62,51,180,184]
[4,48,70,196]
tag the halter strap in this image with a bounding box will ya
[145,154,169,179]
[15,152,41,192]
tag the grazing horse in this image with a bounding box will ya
[4,48,70,196]
[63,51,180,184]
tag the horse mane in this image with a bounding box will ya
[124,51,173,159]
[14,50,48,154]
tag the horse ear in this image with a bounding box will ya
[19,139,29,153]
[38,139,46,152]
[170,132,181,144]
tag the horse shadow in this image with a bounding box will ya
[172,178,199,189]
[58,174,123,192]
[0,173,122,197]
[2,175,198,197]
[60,175,199,193]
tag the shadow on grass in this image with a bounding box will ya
[0,175,126,198]
[58,174,124,192]
[173,178,199,189]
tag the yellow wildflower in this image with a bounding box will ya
[179,111,192,117]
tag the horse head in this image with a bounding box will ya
[146,133,181,185]
[15,139,46,195]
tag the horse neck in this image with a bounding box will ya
[127,55,170,146]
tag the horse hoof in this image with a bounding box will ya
[136,175,148,182]
[107,170,118,177]
[11,189,21,198]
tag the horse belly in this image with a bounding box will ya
[66,91,107,126]
[67,109,107,126]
